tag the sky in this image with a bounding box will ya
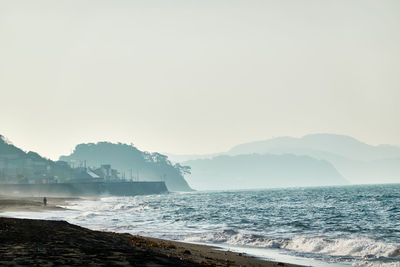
[1,0,400,160]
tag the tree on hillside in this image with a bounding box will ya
[59,142,193,191]
[174,163,191,176]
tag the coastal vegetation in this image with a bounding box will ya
[59,142,192,191]
[0,135,192,192]
[0,135,76,184]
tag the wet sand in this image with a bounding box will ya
[0,196,301,266]
[0,195,76,212]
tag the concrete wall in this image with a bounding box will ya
[0,182,168,197]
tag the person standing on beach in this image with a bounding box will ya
[43,197,47,207]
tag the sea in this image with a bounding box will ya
[2,184,400,266]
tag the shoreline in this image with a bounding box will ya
[0,195,79,212]
[0,196,301,266]
[0,216,301,266]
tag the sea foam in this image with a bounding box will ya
[184,230,400,264]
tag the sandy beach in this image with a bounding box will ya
[0,196,300,267]
[0,195,77,212]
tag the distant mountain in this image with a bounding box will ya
[184,154,349,190]
[165,152,221,163]
[229,134,400,161]
[228,134,400,184]
[170,134,400,186]
[60,142,192,191]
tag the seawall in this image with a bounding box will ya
[0,182,168,197]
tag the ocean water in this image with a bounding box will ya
[2,184,400,266]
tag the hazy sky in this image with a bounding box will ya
[1,0,399,160]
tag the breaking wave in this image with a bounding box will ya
[2,184,400,266]
[184,230,400,265]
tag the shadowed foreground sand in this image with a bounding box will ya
[0,217,301,267]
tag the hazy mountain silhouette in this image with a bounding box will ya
[229,134,400,161]
[169,134,400,186]
[184,154,348,190]
[165,153,221,163]
[60,142,192,191]
[228,134,400,184]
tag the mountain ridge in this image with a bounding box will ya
[229,133,400,161]
[170,134,400,186]
[184,153,349,190]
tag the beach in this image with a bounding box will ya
[0,195,76,212]
[0,196,299,267]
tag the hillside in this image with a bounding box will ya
[184,154,348,190]
[0,135,76,183]
[60,142,192,192]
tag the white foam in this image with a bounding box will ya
[282,236,399,259]
[184,231,400,264]
[353,261,400,267]
[2,193,399,267]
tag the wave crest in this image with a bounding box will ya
[184,230,400,262]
